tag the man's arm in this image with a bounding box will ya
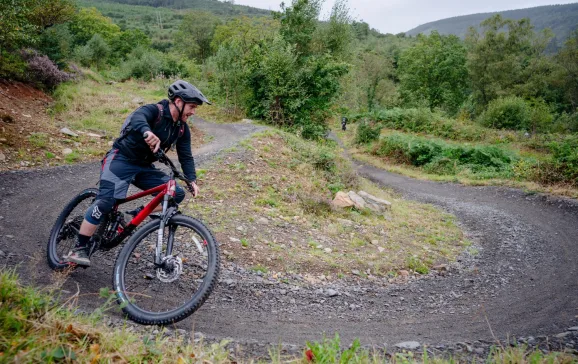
[176,125,197,182]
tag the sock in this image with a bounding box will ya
[76,234,91,249]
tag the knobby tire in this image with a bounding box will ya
[113,214,220,325]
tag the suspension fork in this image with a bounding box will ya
[154,194,170,266]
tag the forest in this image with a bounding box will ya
[1,0,577,187]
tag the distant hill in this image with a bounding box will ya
[87,0,271,17]
[406,3,578,48]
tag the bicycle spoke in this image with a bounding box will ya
[120,220,211,315]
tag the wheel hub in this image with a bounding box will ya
[156,255,183,283]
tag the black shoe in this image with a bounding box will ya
[65,247,91,266]
[126,205,144,218]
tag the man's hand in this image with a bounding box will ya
[187,181,199,197]
[143,131,161,152]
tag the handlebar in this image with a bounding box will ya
[153,150,193,186]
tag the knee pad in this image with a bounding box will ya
[84,198,115,225]
[174,185,185,204]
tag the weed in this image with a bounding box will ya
[28,132,49,148]
[249,265,268,274]
[406,255,430,274]
[240,238,250,248]
[45,151,55,159]
[64,151,80,163]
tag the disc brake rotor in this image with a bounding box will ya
[156,255,183,283]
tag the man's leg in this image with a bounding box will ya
[133,165,186,209]
[67,151,136,266]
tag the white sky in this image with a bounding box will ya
[233,0,578,34]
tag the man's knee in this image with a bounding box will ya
[84,198,115,225]
[175,185,186,204]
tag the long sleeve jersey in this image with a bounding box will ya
[112,99,197,181]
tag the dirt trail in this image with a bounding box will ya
[0,120,577,352]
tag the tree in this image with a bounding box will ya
[466,15,553,113]
[274,0,322,58]
[69,7,121,45]
[110,29,151,61]
[211,16,279,55]
[323,0,353,61]
[0,0,75,52]
[398,31,468,114]
[175,10,221,61]
[554,30,578,110]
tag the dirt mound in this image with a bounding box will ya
[0,80,58,169]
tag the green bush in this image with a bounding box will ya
[352,107,488,142]
[354,120,381,144]
[374,133,517,178]
[477,96,532,130]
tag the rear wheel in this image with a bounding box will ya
[47,188,98,271]
[113,215,220,325]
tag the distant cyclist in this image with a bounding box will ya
[66,80,211,266]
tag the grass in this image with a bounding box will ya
[182,130,468,279]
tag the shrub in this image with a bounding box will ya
[477,96,532,130]
[552,112,578,133]
[355,120,381,144]
[354,107,488,142]
[20,49,73,89]
[374,132,517,178]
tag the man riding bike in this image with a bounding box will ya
[66,80,211,266]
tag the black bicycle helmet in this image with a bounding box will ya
[168,80,211,105]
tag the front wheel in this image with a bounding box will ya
[113,215,220,325]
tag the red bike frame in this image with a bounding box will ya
[103,179,177,248]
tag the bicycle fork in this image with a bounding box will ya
[155,194,170,266]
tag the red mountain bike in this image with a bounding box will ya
[47,150,220,325]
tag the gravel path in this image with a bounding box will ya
[0,120,577,357]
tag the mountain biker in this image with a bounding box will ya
[66,80,211,266]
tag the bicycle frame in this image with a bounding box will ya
[103,179,178,266]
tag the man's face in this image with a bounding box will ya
[176,99,199,122]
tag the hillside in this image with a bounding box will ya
[406,3,578,48]
[83,0,270,16]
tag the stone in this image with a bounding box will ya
[62,148,73,155]
[568,327,578,331]
[22,113,31,118]
[257,217,269,224]
[348,191,366,209]
[132,97,145,104]
[433,264,449,271]
[0,152,5,162]
[324,248,332,253]
[554,332,571,338]
[108,141,114,146]
[378,247,385,253]
[332,191,354,208]
[86,132,102,138]
[326,289,338,297]
[395,341,420,350]
[371,240,379,245]
[242,119,254,123]
[358,191,392,210]
[229,237,240,243]
[60,127,79,137]
[399,270,410,277]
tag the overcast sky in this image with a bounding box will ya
[233,0,578,34]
